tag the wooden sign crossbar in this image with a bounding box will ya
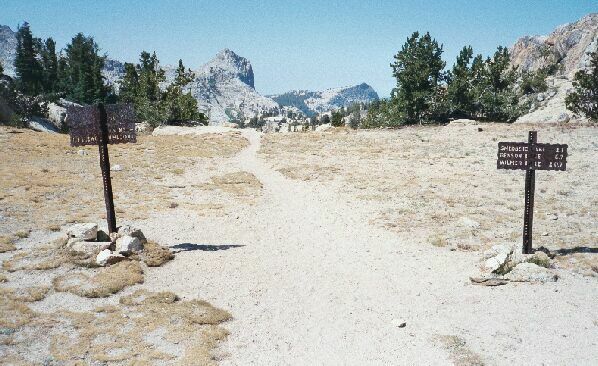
[497,131,568,254]
[66,103,136,233]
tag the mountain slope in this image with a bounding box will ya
[511,13,597,123]
[270,83,379,116]
[0,25,17,77]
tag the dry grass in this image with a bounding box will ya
[53,260,144,298]
[1,289,231,364]
[138,240,175,267]
[0,235,17,253]
[434,334,485,366]
[0,127,248,233]
[2,237,91,272]
[0,286,50,302]
[260,124,598,275]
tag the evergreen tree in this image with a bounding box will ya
[566,50,598,121]
[118,63,139,103]
[174,59,194,87]
[391,31,446,124]
[60,33,109,104]
[14,22,43,95]
[0,60,4,77]
[473,47,521,121]
[40,38,58,93]
[330,111,343,127]
[447,46,474,118]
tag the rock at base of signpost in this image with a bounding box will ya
[481,244,513,273]
[67,223,98,241]
[96,249,126,266]
[504,262,558,283]
[116,235,143,255]
[117,225,147,244]
[67,238,111,255]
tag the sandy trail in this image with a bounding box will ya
[143,130,597,365]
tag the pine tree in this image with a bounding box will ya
[174,59,194,87]
[118,63,139,103]
[473,47,521,121]
[14,22,43,95]
[60,33,109,104]
[0,59,4,77]
[41,38,58,93]
[447,46,474,118]
[566,50,598,121]
[391,32,446,124]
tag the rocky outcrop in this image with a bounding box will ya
[512,13,597,123]
[183,49,280,124]
[270,83,379,116]
[0,25,17,78]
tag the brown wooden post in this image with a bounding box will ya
[522,131,537,254]
[97,103,117,233]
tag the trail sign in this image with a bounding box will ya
[497,131,568,254]
[66,103,136,233]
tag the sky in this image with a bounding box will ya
[1,1,596,97]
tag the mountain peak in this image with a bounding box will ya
[201,48,254,88]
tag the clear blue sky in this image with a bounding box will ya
[1,1,596,97]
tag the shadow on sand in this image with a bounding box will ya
[171,243,245,253]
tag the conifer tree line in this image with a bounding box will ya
[0,22,204,127]
[363,31,596,127]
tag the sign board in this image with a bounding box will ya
[67,104,136,147]
[497,131,568,254]
[497,142,567,171]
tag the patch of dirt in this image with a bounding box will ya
[201,171,263,198]
[0,127,248,234]
[137,241,175,267]
[434,334,485,366]
[260,124,598,275]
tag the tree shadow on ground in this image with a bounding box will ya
[171,243,245,253]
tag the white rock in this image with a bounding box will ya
[96,249,126,266]
[111,164,123,171]
[67,223,98,241]
[77,149,88,156]
[316,123,332,132]
[557,113,570,123]
[483,252,509,273]
[482,244,513,260]
[69,240,111,255]
[116,235,143,254]
[117,225,147,244]
[505,263,558,282]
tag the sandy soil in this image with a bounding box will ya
[1,124,597,365]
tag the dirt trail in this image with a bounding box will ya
[142,130,597,365]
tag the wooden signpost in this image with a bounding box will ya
[66,103,136,234]
[497,131,568,254]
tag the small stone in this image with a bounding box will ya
[111,164,123,171]
[67,223,98,241]
[77,149,87,156]
[392,319,407,328]
[96,249,126,266]
[551,214,558,220]
[541,232,549,236]
[460,217,480,229]
[96,230,111,242]
[116,235,143,254]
